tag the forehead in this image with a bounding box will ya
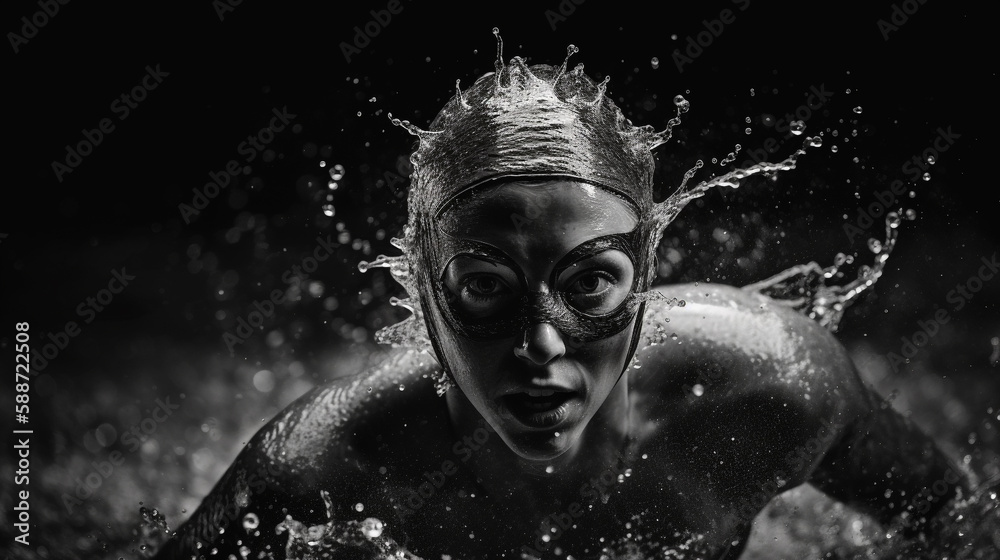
[439,180,638,248]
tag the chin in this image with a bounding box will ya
[498,420,584,462]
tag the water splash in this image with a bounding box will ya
[743,211,902,332]
[276,491,423,560]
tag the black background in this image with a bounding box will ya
[3,1,998,559]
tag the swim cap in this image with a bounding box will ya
[383,40,678,388]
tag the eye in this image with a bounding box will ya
[569,272,613,295]
[465,275,504,296]
[464,275,508,299]
[556,250,635,315]
[443,256,521,319]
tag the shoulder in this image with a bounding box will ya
[632,283,873,478]
[637,282,865,403]
[250,348,442,485]
[156,348,442,558]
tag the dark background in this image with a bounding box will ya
[2,1,997,559]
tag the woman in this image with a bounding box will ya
[152,43,974,560]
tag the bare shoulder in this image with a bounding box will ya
[636,282,867,408]
[154,348,442,558]
[630,282,874,484]
[253,348,441,478]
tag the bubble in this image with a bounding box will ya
[831,145,838,153]
[329,164,346,181]
[253,370,275,393]
[922,172,931,181]
[926,154,936,165]
[242,513,260,532]
[745,127,752,135]
[361,517,384,539]
[789,120,806,135]
[354,502,364,512]
[868,238,883,254]
[905,208,917,220]
[545,465,555,474]
[673,95,690,112]
[807,136,822,148]
[650,57,659,69]
[692,384,705,397]
[887,211,901,229]
[322,204,335,217]
[853,106,863,114]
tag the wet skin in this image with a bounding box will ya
[154,182,968,560]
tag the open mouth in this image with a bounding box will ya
[501,390,578,429]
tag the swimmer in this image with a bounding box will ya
[152,45,977,560]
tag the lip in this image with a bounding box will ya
[498,389,580,429]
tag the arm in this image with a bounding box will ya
[808,367,975,545]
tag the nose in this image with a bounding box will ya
[513,323,566,365]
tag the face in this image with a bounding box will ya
[432,179,640,460]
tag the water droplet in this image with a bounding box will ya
[853,106,863,114]
[545,465,554,474]
[789,120,806,135]
[398,384,405,391]
[650,57,659,69]
[922,172,931,181]
[322,204,335,217]
[329,164,345,181]
[692,384,705,397]
[673,94,690,112]
[361,517,384,539]
[905,208,917,220]
[868,238,883,254]
[887,211,901,229]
